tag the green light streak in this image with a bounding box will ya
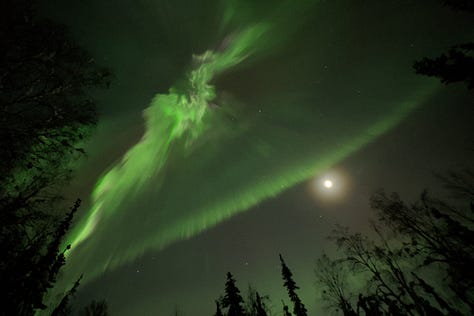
[63,75,433,289]
[122,89,432,257]
[65,23,271,252]
[37,3,447,315]
[57,4,437,292]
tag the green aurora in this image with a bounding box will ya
[61,30,434,290]
[65,24,271,252]
[40,3,451,312]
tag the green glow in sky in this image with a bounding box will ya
[55,2,437,296]
[64,23,271,254]
[34,0,474,314]
[62,42,433,286]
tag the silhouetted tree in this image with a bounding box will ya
[371,187,474,312]
[222,272,247,316]
[316,170,473,315]
[1,199,81,315]
[414,2,473,89]
[414,43,474,89]
[0,0,111,314]
[279,255,307,316]
[0,0,111,177]
[315,254,356,316]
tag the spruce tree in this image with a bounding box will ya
[222,272,246,316]
[279,255,308,316]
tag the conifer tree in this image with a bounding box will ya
[222,272,246,316]
[279,255,308,316]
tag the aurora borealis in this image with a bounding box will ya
[40,0,473,314]
[64,23,271,255]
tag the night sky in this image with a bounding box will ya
[40,0,473,315]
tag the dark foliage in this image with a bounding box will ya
[1,199,81,315]
[0,0,112,315]
[414,43,474,89]
[414,2,473,89]
[315,170,474,315]
[315,254,357,316]
[0,0,111,178]
[279,255,308,316]
[221,272,247,316]
[214,276,272,316]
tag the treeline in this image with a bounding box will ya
[209,170,474,316]
[1,0,472,315]
[207,1,474,313]
[212,255,308,316]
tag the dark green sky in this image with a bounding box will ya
[40,0,473,315]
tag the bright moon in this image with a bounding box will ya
[309,170,349,202]
[323,179,333,188]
